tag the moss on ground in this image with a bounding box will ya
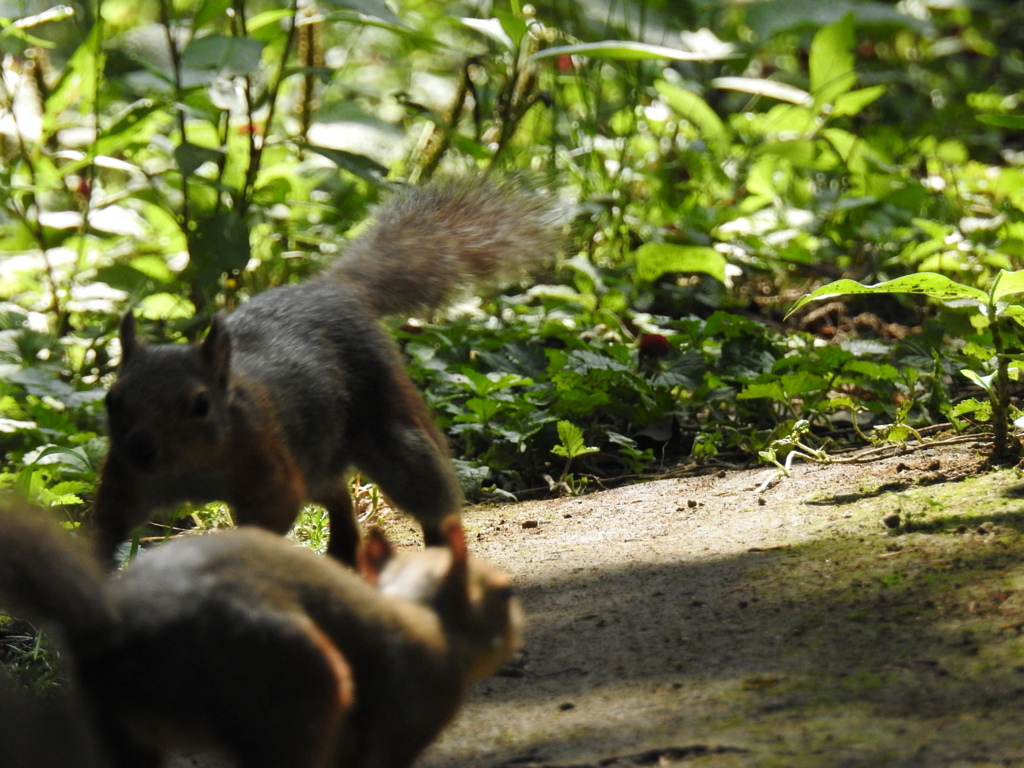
[677,467,1024,766]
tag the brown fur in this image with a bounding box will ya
[93,177,562,564]
[0,506,523,768]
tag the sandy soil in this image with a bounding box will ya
[407,439,1024,768]
[13,438,1024,768]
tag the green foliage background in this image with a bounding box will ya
[2,0,1024,522]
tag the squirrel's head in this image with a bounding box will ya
[104,313,235,473]
[358,517,524,681]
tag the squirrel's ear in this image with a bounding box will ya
[357,528,394,584]
[119,312,140,364]
[201,314,232,386]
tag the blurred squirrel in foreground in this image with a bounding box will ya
[0,505,523,768]
[0,672,109,768]
[94,176,564,564]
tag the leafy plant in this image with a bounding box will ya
[790,270,1024,461]
[550,419,599,494]
[4,0,1024,520]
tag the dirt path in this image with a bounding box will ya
[411,440,1024,768]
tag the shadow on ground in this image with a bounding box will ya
[424,462,1024,768]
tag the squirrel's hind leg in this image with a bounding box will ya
[313,487,361,566]
[205,612,353,768]
[354,415,464,550]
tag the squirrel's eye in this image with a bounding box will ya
[190,390,211,419]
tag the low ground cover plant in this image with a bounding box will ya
[1,0,1023,523]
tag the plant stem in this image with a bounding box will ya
[238,0,300,218]
[989,314,1017,462]
[157,0,191,231]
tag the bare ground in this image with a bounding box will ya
[26,438,1023,768]
[403,440,1024,768]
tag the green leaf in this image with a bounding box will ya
[877,424,915,443]
[551,421,599,459]
[174,142,223,178]
[457,368,532,396]
[129,256,175,283]
[738,382,786,402]
[185,210,250,297]
[810,13,857,108]
[95,99,162,156]
[44,23,103,134]
[95,264,162,293]
[494,11,528,47]
[960,368,994,395]
[949,397,992,423]
[844,360,900,381]
[778,371,829,397]
[48,480,89,497]
[320,0,404,25]
[832,85,886,117]
[711,77,812,107]
[137,293,196,320]
[461,17,515,50]
[9,369,75,399]
[463,397,504,423]
[317,9,418,38]
[0,5,75,47]
[787,273,988,318]
[654,81,728,148]
[26,445,92,473]
[196,212,250,271]
[634,243,727,285]
[247,9,295,32]
[182,35,264,77]
[1,27,55,47]
[534,41,738,63]
[298,143,389,184]
[821,127,865,169]
[990,269,1024,302]
[977,115,1024,129]
[1002,305,1024,328]
[745,0,923,39]
[193,0,232,29]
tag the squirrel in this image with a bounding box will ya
[0,672,110,768]
[0,504,523,768]
[94,176,562,565]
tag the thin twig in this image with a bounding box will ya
[238,0,300,218]
[157,0,190,229]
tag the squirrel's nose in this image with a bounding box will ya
[125,430,158,471]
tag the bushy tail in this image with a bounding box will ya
[325,176,566,318]
[0,505,117,652]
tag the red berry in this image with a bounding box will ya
[638,333,671,359]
